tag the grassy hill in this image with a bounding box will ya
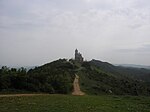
[91,59,150,82]
[0,59,150,95]
[27,59,150,95]
[76,60,150,95]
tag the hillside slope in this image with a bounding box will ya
[1,59,150,95]
[90,59,150,82]
[27,59,150,95]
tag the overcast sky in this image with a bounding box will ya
[0,0,150,67]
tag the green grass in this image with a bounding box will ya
[0,94,150,112]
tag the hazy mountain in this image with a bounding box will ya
[92,60,150,82]
[115,64,150,69]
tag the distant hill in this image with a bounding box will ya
[115,64,150,69]
[24,66,37,71]
[91,60,150,82]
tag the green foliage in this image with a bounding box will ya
[0,59,150,95]
[79,61,150,96]
[0,66,28,91]
[0,59,75,94]
[27,59,75,94]
[91,59,150,82]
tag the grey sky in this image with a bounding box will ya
[0,0,150,67]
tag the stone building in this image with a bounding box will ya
[75,49,83,62]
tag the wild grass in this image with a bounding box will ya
[0,94,150,112]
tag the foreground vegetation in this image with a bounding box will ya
[0,94,150,112]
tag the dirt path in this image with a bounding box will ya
[72,74,85,95]
[0,94,48,97]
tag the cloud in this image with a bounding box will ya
[117,43,150,53]
[0,0,150,66]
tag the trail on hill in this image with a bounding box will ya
[72,74,85,95]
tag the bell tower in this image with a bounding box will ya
[75,49,83,62]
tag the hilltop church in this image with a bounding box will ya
[75,49,84,62]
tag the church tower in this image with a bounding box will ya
[75,49,83,62]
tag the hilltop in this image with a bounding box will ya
[0,49,150,95]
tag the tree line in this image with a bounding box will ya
[0,59,74,94]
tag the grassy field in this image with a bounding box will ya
[0,94,150,112]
